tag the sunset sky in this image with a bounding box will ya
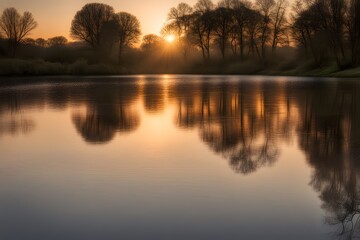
[0,0,198,40]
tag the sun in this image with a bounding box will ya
[165,35,175,43]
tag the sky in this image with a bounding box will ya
[0,0,198,40]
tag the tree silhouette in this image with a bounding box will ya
[270,0,289,51]
[167,3,193,58]
[141,34,163,50]
[35,38,47,47]
[230,0,252,58]
[48,36,67,47]
[256,0,275,58]
[346,0,360,66]
[190,0,215,60]
[213,1,233,59]
[0,8,37,56]
[70,3,114,48]
[113,12,141,61]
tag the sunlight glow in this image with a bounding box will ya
[165,35,175,43]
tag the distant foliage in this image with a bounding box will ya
[48,36,68,47]
[141,34,163,50]
[35,38,47,47]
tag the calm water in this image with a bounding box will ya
[0,75,360,240]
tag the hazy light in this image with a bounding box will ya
[165,35,175,43]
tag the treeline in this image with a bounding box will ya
[0,5,141,64]
[159,0,360,69]
[0,0,360,75]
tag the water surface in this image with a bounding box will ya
[1,75,360,240]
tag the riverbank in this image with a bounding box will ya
[0,58,359,78]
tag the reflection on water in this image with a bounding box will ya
[1,76,360,239]
[0,92,35,136]
[71,84,140,143]
[171,81,287,174]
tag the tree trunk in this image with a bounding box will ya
[118,43,124,64]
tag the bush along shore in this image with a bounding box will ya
[0,58,359,77]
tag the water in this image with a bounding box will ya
[0,75,359,240]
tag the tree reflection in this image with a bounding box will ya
[294,81,360,239]
[170,79,360,238]
[171,80,294,174]
[3,78,360,238]
[143,80,165,113]
[0,91,36,136]
[172,80,360,239]
[0,81,141,143]
[71,84,140,144]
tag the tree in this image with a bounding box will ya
[256,0,275,58]
[230,0,253,58]
[168,3,193,35]
[195,0,215,14]
[214,1,234,59]
[291,0,348,68]
[0,8,37,56]
[23,38,36,46]
[113,12,141,61]
[191,0,215,61]
[35,38,47,47]
[315,0,347,68]
[48,36,67,47]
[270,0,289,51]
[346,0,360,66]
[141,34,163,50]
[291,1,323,64]
[70,3,114,48]
[246,8,263,57]
[167,3,193,58]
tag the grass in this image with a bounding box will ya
[0,58,359,78]
[0,59,125,76]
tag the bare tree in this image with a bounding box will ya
[247,8,263,57]
[190,0,215,61]
[0,8,37,56]
[70,3,114,48]
[168,3,193,34]
[214,0,234,59]
[271,0,289,51]
[167,3,193,58]
[230,0,253,58]
[113,12,141,61]
[256,0,275,58]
